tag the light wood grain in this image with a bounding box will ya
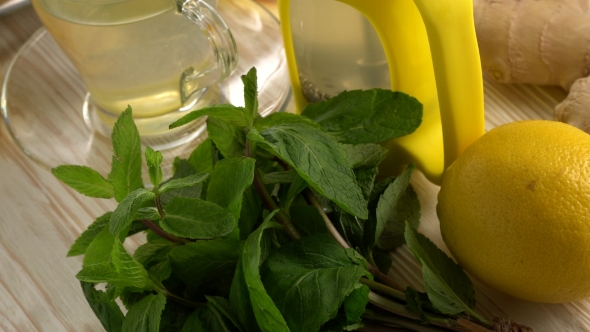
[1,2,589,332]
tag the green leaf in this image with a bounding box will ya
[52,165,114,199]
[111,238,152,289]
[108,107,144,202]
[83,226,119,266]
[280,174,308,212]
[148,257,172,282]
[160,173,209,194]
[260,233,370,332]
[188,138,216,173]
[205,296,245,332]
[242,67,259,122]
[404,287,448,324]
[342,284,370,325]
[355,167,378,202]
[332,208,366,251]
[301,89,423,144]
[263,170,297,184]
[169,104,251,129]
[145,147,163,189]
[135,208,160,222]
[160,197,235,239]
[80,281,124,332]
[238,186,263,240]
[180,303,239,332]
[254,112,323,132]
[340,144,388,169]
[76,262,131,287]
[169,239,241,288]
[109,188,156,235]
[68,212,112,257]
[160,159,204,205]
[229,211,290,332]
[207,157,256,221]
[375,164,415,245]
[122,293,166,332]
[404,222,478,318]
[377,184,420,251]
[289,205,327,236]
[371,250,392,275]
[133,239,174,266]
[248,124,367,219]
[207,117,246,158]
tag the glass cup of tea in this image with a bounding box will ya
[30,0,238,149]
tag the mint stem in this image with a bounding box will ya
[303,189,402,290]
[361,312,452,332]
[141,219,190,244]
[245,140,301,240]
[360,278,406,302]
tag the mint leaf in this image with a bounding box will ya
[83,226,121,266]
[108,107,144,202]
[169,104,251,129]
[180,302,239,332]
[207,117,246,158]
[76,262,130,286]
[404,222,478,317]
[160,159,204,205]
[80,281,124,332]
[340,144,388,169]
[248,124,368,219]
[260,233,370,332]
[263,170,297,184]
[254,112,323,132]
[242,67,259,122]
[301,89,422,144]
[281,174,308,212]
[188,138,216,173]
[160,197,234,239]
[229,211,290,332]
[342,284,370,325]
[112,238,152,289]
[207,157,256,221]
[145,147,163,189]
[122,293,166,332]
[375,164,415,245]
[133,239,174,266]
[333,208,366,251]
[148,257,172,283]
[377,184,420,251]
[109,188,156,235]
[205,296,245,332]
[289,205,328,236]
[52,165,114,199]
[160,173,209,194]
[238,186,262,240]
[135,208,160,221]
[68,212,112,257]
[169,239,241,288]
[372,250,392,274]
[404,287,448,324]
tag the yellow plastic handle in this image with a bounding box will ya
[278,0,484,185]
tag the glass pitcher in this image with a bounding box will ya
[279,0,485,185]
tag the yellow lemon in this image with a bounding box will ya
[437,120,590,303]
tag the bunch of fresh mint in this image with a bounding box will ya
[53,68,506,332]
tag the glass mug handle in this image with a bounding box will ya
[177,0,239,102]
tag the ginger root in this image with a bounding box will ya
[473,0,590,132]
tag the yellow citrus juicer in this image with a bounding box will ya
[278,0,485,185]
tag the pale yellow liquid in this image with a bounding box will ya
[288,0,390,102]
[31,0,213,117]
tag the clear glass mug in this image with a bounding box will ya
[30,0,238,140]
[279,0,485,185]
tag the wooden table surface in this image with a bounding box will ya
[1,2,589,332]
